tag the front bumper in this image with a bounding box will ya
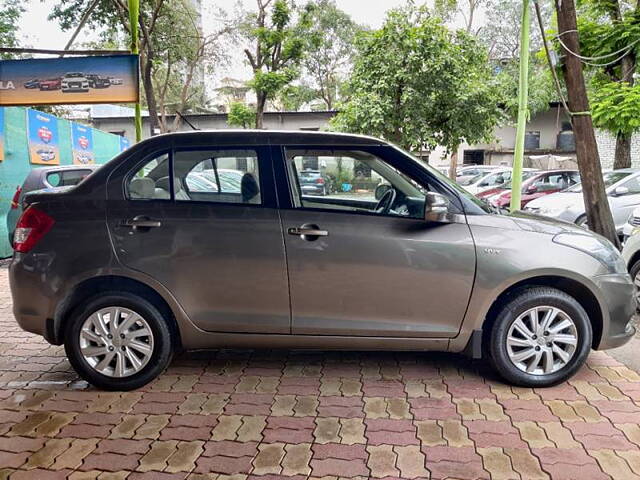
[594,273,636,350]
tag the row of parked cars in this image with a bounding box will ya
[24,73,123,93]
[458,164,640,238]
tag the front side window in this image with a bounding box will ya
[285,149,427,219]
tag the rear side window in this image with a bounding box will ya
[126,152,170,200]
[176,149,261,204]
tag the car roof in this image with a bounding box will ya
[145,129,387,147]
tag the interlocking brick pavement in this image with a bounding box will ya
[1,267,640,479]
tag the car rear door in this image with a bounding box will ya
[274,145,476,338]
[106,143,290,334]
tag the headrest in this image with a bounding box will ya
[241,173,260,202]
[156,176,182,192]
[129,177,155,199]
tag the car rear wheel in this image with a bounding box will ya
[64,292,173,391]
[629,259,640,310]
[488,286,592,387]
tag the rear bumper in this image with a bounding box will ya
[9,254,56,343]
[594,273,636,350]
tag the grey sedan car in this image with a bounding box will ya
[524,169,640,234]
[9,131,635,390]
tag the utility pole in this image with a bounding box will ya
[555,0,619,246]
[509,0,530,212]
[129,0,142,143]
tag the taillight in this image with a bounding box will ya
[13,207,55,253]
[316,177,325,185]
[10,186,21,209]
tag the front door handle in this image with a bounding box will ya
[121,215,162,230]
[288,224,329,240]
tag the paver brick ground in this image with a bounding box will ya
[1,267,640,479]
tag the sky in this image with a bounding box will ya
[19,0,415,51]
[17,0,475,96]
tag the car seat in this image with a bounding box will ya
[129,177,155,199]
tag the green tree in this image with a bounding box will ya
[494,60,556,120]
[49,0,233,134]
[332,5,502,157]
[274,83,318,111]
[242,0,311,128]
[227,102,255,128]
[300,0,361,109]
[577,0,640,168]
[0,0,24,59]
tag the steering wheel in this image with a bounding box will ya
[375,187,397,214]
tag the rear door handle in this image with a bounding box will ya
[121,215,162,230]
[288,225,329,239]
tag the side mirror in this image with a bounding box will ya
[424,192,450,223]
[375,183,392,200]
[614,186,630,197]
[526,185,538,194]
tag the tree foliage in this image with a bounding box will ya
[331,5,502,153]
[577,0,640,167]
[227,102,255,128]
[49,0,234,134]
[0,0,24,59]
[299,0,361,109]
[242,0,311,127]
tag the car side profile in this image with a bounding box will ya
[9,131,636,391]
[38,78,61,91]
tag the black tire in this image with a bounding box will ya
[488,286,592,387]
[64,291,173,391]
[629,259,640,311]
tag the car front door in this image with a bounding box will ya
[106,145,290,334]
[276,146,476,338]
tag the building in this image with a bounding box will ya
[90,104,638,172]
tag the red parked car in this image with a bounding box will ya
[477,170,580,210]
[39,78,62,91]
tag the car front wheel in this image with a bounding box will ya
[488,286,592,387]
[64,292,173,391]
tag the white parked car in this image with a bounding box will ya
[622,206,640,241]
[459,169,512,195]
[621,225,640,306]
[525,169,640,235]
[61,72,89,93]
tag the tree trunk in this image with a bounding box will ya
[448,150,458,181]
[255,91,267,129]
[614,132,632,169]
[141,52,161,136]
[556,0,619,247]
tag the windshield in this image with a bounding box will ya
[568,171,632,192]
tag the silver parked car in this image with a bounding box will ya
[524,169,640,234]
[9,131,635,390]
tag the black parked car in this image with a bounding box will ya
[87,74,111,89]
[23,79,41,89]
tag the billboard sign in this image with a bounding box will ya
[71,122,95,165]
[0,107,4,162]
[27,109,60,165]
[0,55,139,106]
